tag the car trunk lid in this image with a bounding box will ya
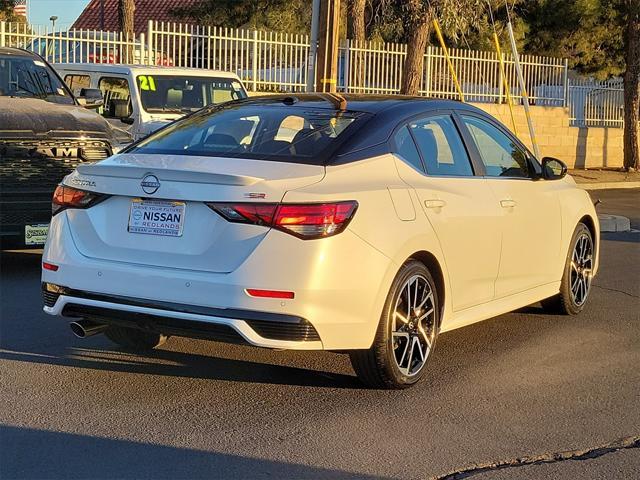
[64,153,324,273]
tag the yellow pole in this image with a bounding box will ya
[493,32,518,136]
[432,19,465,102]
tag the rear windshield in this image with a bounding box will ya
[128,104,369,164]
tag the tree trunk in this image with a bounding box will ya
[401,18,431,95]
[347,0,366,91]
[623,7,640,171]
[119,0,135,62]
[347,0,366,41]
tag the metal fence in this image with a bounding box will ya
[0,21,148,65]
[568,77,624,128]
[0,20,625,127]
[339,40,568,106]
[149,21,310,92]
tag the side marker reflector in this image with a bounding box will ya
[246,289,295,299]
[43,262,59,271]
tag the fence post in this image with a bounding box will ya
[343,39,350,93]
[147,20,154,65]
[139,33,145,65]
[0,21,5,48]
[498,52,504,104]
[424,45,432,97]
[252,30,258,92]
[562,58,569,108]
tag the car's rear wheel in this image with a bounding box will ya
[105,326,168,351]
[542,222,594,315]
[350,260,439,389]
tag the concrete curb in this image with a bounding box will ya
[598,214,631,233]
[578,182,640,190]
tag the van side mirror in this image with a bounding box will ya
[542,157,568,180]
[77,88,103,109]
[120,116,135,125]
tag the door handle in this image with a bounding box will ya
[424,199,446,209]
[500,199,517,208]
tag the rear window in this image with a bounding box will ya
[128,104,369,164]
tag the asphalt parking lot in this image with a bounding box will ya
[1,188,638,480]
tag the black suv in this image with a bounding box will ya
[0,47,131,248]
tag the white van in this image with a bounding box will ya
[55,64,248,140]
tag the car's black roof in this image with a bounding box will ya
[0,46,39,57]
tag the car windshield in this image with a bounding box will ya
[129,103,368,164]
[136,75,247,113]
[0,54,74,104]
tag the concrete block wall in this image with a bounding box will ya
[473,103,624,169]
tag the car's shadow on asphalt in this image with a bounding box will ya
[0,342,364,389]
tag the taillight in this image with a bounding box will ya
[52,185,107,216]
[208,201,358,239]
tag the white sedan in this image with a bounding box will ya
[42,94,599,389]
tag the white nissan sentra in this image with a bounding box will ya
[42,94,599,389]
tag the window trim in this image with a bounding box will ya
[389,109,483,178]
[454,111,542,181]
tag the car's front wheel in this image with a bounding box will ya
[105,326,168,351]
[542,222,594,315]
[350,260,439,389]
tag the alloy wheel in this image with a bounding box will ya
[391,274,437,376]
[570,232,593,306]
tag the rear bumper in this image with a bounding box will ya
[42,211,394,350]
[43,283,322,349]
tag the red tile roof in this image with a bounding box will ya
[72,0,199,34]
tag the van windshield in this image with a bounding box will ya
[128,103,368,165]
[136,75,247,113]
[0,54,74,104]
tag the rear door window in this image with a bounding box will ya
[409,115,474,177]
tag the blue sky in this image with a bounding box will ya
[28,0,91,29]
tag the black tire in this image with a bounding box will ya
[349,260,440,389]
[542,223,594,315]
[105,326,168,351]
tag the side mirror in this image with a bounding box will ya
[542,157,568,180]
[77,88,104,109]
[120,116,135,125]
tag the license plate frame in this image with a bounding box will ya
[128,198,186,237]
[25,223,49,245]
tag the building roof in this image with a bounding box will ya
[71,0,198,35]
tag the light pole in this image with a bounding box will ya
[49,16,58,30]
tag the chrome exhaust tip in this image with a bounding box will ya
[69,320,108,338]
